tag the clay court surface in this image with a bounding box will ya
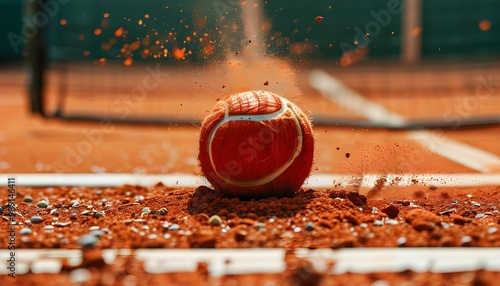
[1,59,500,285]
[1,59,500,178]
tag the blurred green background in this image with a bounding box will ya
[1,0,499,63]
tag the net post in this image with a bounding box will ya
[401,0,422,64]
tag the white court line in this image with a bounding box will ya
[1,173,500,188]
[309,71,406,127]
[310,69,500,173]
[408,130,500,174]
[0,173,207,188]
[1,248,500,275]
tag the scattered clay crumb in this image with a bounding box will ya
[390,177,402,186]
[381,204,399,219]
[413,190,425,199]
[367,176,387,198]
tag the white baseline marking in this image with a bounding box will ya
[1,248,500,275]
[1,173,500,188]
[310,69,500,173]
[310,71,406,127]
[408,130,500,174]
[0,173,206,188]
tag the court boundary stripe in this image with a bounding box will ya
[310,69,500,173]
[1,248,499,275]
[408,130,500,173]
[1,173,499,188]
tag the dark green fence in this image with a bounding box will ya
[265,1,402,58]
[47,1,205,62]
[0,0,24,61]
[421,0,500,56]
[1,0,499,62]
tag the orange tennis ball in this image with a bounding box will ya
[198,90,314,199]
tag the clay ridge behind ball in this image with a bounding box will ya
[198,90,314,199]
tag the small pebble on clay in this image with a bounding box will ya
[209,215,222,226]
[255,222,266,231]
[93,211,105,218]
[53,222,71,227]
[152,208,167,215]
[20,227,32,235]
[37,200,48,208]
[397,236,407,246]
[70,268,91,284]
[461,236,472,246]
[304,222,315,231]
[78,234,98,248]
[30,216,43,224]
[90,230,105,237]
[81,210,91,216]
[168,224,180,231]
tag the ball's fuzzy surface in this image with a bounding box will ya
[198,90,314,199]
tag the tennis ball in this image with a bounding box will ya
[198,90,314,199]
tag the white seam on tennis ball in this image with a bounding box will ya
[207,99,288,172]
[207,96,304,187]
